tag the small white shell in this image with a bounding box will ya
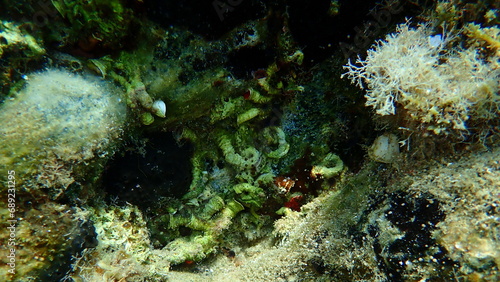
[152,100,166,118]
[369,133,400,163]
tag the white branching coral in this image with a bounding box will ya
[342,21,500,135]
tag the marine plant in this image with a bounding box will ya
[50,0,137,51]
[342,21,500,138]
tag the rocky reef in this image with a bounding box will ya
[0,0,498,281]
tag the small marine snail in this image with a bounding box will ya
[151,100,166,118]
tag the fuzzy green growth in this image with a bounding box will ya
[0,21,45,97]
[0,69,126,199]
[233,183,266,211]
[50,0,135,49]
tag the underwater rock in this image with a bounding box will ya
[0,68,126,200]
[261,149,500,281]
[0,202,97,280]
[369,133,400,164]
[69,205,169,281]
[0,68,125,279]
[0,21,45,98]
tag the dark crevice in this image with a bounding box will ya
[102,131,193,215]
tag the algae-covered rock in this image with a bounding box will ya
[0,21,45,98]
[193,149,499,281]
[70,205,169,281]
[0,68,126,280]
[0,202,96,280]
[0,69,126,200]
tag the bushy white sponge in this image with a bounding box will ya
[342,22,500,135]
